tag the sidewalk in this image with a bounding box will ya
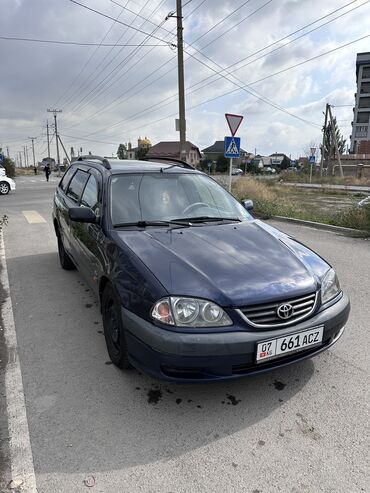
[282,182,370,193]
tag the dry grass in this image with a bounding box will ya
[232,176,370,231]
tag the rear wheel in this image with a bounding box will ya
[0,182,10,195]
[102,285,130,369]
[57,236,75,270]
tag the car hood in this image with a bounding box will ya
[115,220,329,307]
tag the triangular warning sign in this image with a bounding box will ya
[225,113,243,136]
[226,138,239,155]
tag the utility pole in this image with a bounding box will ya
[28,137,37,169]
[168,2,187,162]
[46,120,51,158]
[6,146,10,158]
[47,109,62,175]
[19,151,22,167]
[23,146,27,167]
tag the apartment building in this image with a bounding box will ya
[350,52,370,153]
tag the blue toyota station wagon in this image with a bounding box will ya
[52,156,350,382]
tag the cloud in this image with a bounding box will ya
[0,0,369,161]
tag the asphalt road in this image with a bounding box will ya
[0,175,369,493]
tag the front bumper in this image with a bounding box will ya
[123,293,350,382]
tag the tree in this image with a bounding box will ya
[136,147,149,160]
[117,144,127,159]
[323,117,346,173]
[216,155,229,173]
[0,152,15,178]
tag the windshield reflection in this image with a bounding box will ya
[110,173,252,226]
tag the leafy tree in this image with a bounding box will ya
[278,156,291,170]
[216,155,229,173]
[117,144,127,159]
[136,146,149,160]
[0,153,15,178]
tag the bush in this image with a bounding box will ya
[2,156,15,178]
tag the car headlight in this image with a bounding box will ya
[321,268,341,305]
[151,297,233,327]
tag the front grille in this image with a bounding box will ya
[238,292,317,328]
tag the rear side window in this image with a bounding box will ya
[66,170,89,203]
[59,167,76,192]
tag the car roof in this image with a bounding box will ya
[72,158,201,175]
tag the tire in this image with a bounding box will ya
[102,284,130,369]
[0,182,10,195]
[57,236,76,270]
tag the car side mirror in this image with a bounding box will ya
[69,207,97,223]
[241,199,254,212]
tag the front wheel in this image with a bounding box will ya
[102,285,130,369]
[0,182,10,195]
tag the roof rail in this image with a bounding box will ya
[77,155,111,169]
[142,156,195,170]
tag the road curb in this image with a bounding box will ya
[271,215,370,236]
[0,231,37,493]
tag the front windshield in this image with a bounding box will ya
[110,172,252,225]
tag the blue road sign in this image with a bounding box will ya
[309,155,316,163]
[224,136,241,158]
[0,154,3,163]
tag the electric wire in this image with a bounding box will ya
[0,36,169,47]
[66,0,170,114]
[68,0,171,44]
[81,1,366,138]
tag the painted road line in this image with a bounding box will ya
[0,232,37,492]
[22,211,47,224]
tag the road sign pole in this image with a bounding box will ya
[229,157,233,192]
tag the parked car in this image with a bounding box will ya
[0,176,16,195]
[0,164,6,176]
[52,156,350,382]
[231,168,243,175]
[263,166,276,174]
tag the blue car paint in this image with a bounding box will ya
[53,160,350,382]
[116,220,327,309]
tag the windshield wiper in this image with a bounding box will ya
[113,220,191,228]
[172,216,242,223]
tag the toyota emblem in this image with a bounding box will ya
[277,303,294,320]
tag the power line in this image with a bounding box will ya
[64,0,170,114]
[68,0,172,45]
[103,32,370,139]
[80,1,364,138]
[0,35,170,46]
[65,0,270,128]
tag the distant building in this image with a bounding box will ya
[269,153,290,166]
[127,137,152,159]
[201,140,249,166]
[350,52,370,153]
[146,141,201,166]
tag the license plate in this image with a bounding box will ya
[256,326,324,363]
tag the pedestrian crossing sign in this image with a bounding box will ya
[224,136,241,158]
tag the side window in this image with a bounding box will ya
[80,175,100,213]
[66,170,89,203]
[59,167,76,192]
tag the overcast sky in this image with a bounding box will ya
[1,0,369,164]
